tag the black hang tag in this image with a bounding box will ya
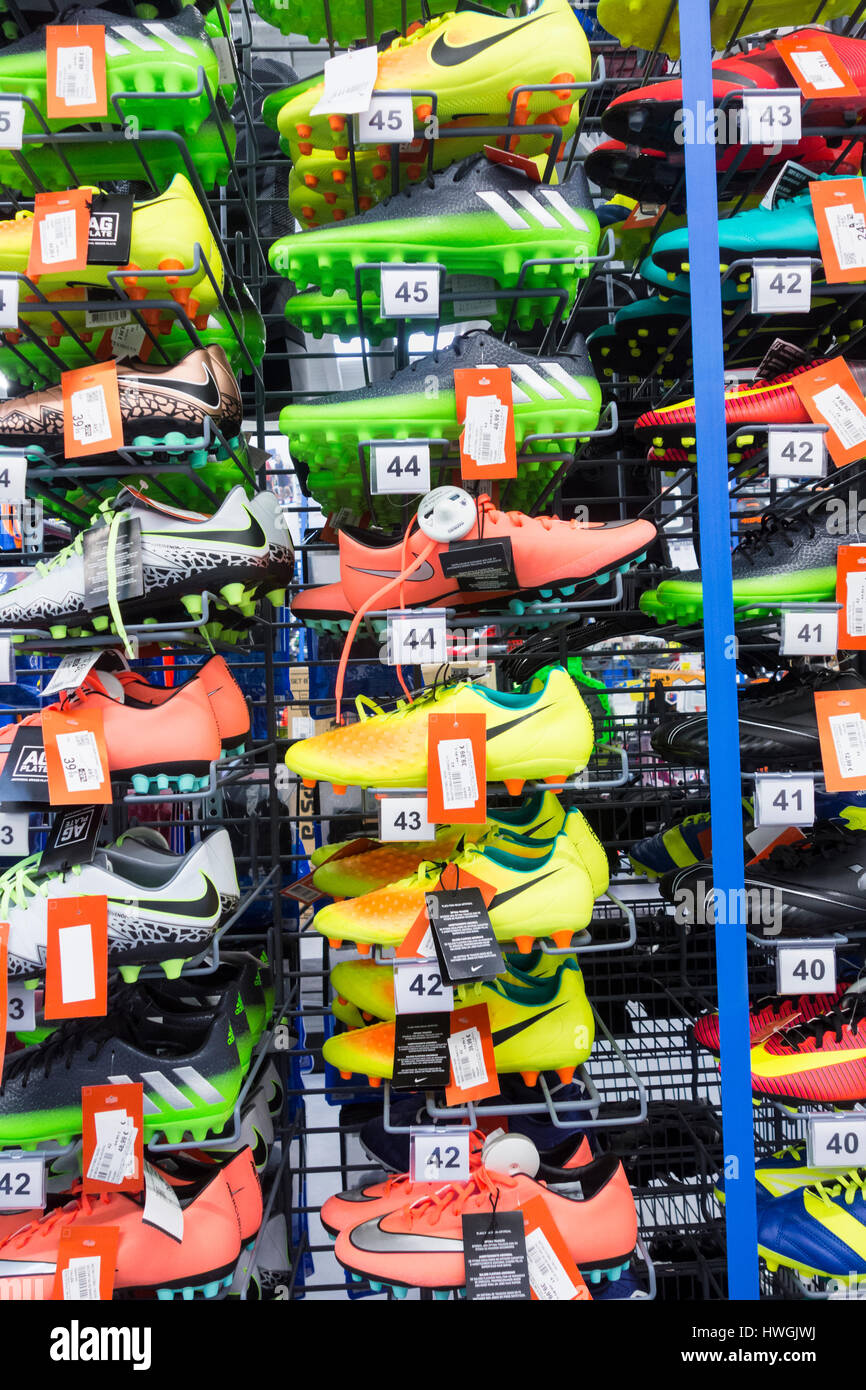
[427,887,504,984]
[439,537,517,592]
[83,517,144,607]
[391,1011,451,1091]
[39,804,106,874]
[755,338,808,383]
[765,160,817,211]
[0,726,49,803]
[86,195,134,266]
[462,1212,531,1301]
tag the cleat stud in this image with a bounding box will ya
[161,958,185,980]
[520,1071,539,1087]
[512,936,535,954]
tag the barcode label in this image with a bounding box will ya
[437,737,478,810]
[823,203,866,271]
[56,728,105,791]
[813,382,866,449]
[84,306,132,328]
[464,394,508,467]
[39,209,77,265]
[111,322,146,358]
[847,573,866,637]
[61,1255,101,1301]
[56,45,96,106]
[70,385,111,446]
[525,1226,580,1301]
[790,49,846,91]
[87,1109,136,1184]
[449,275,498,319]
[448,1025,487,1091]
[829,712,866,778]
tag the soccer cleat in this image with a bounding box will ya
[292,492,655,635]
[271,156,599,303]
[1,828,237,983]
[315,831,595,953]
[715,1143,828,1206]
[0,1148,261,1300]
[283,279,570,341]
[254,0,514,46]
[758,1169,866,1284]
[323,957,594,1085]
[694,986,852,1056]
[595,0,854,59]
[751,980,866,1106]
[0,346,241,465]
[629,799,753,879]
[271,0,589,156]
[334,1154,636,1292]
[0,8,234,144]
[650,668,866,770]
[279,329,601,516]
[4,175,225,342]
[0,484,294,650]
[285,666,594,794]
[146,951,274,1069]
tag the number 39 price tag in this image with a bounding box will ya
[371,443,431,495]
[394,960,454,1015]
[809,1113,866,1169]
[777,942,837,996]
[0,1154,45,1211]
[380,265,440,319]
[387,609,447,666]
[751,260,812,314]
[379,795,435,842]
[780,608,838,656]
[409,1128,470,1183]
[357,93,415,144]
[755,773,815,827]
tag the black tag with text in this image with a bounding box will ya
[84,517,143,607]
[39,803,105,873]
[0,725,49,803]
[463,1212,531,1301]
[440,537,517,592]
[427,887,504,984]
[755,338,807,383]
[87,195,134,265]
[391,1012,451,1090]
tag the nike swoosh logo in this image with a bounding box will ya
[162,510,268,552]
[349,1216,463,1255]
[486,708,546,742]
[487,867,562,913]
[121,362,222,412]
[130,876,221,920]
[430,12,547,66]
[491,1001,567,1049]
[757,1049,866,1075]
[350,561,436,583]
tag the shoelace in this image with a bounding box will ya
[0,854,82,917]
[734,511,817,567]
[762,823,861,872]
[33,499,135,657]
[401,1166,519,1228]
[780,991,864,1049]
[810,1170,866,1208]
[377,1129,486,1197]
[1,1188,118,1250]
[387,11,452,48]
[5,1013,120,1086]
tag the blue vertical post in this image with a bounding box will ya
[677,0,760,1299]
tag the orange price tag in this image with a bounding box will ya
[745,825,807,865]
[521,1194,592,1301]
[44,895,108,1020]
[815,686,866,792]
[60,360,124,459]
[43,708,111,805]
[0,921,7,1086]
[775,33,860,102]
[52,1224,119,1301]
[82,1082,144,1194]
[482,145,543,181]
[790,357,866,468]
[444,1001,499,1105]
[426,710,486,824]
[26,188,90,279]
[836,543,866,648]
[811,178,866,284]
[397,860,496,959]
[621,201,666,232]
[455,365,517,480]
[46,25,107,120]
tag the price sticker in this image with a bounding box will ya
[777,942,837,996]
[768,426,826,478]
[780,608,838,656]
[755,774,816,827]
[357,93,415,144]
[55,729,106,794]
[379,795,435,841]
[742,90,802,145]
[409,1128,470,1183]
[0,100,23,150]
[394,961,454,1015]
[6,983,36,1032]
[0,452,27,503]
[0,1154,45,1211]
[380,265,440,319]
[751,260,811,314]
[387,609,447,666]
[371,443,431,495]
[809,1113,866,1168]
[0,275,18,331]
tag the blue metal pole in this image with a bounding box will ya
[677,0,760,1299]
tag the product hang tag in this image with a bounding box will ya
[46,24,107,119]
[455,366,516,480]
[82,1082,144,1193]
[39,804,105,874]
[42,649,106,697]
[445,1001,499,1105]
[391,1011,452,1091]
[811,179,866,283]
[61,360,124,458]
[27,189,90,278]
[311,45,379,116]
[815,688,866,791]
[463,1211,531,1301]
[143,1161,184,1240]
[83,515,143,606]
[482,145,544,181]
[775,32,860,100]
[791,357,866,467]
[426,862,503,984]
[110,321,146,359]
[44,894,108,1019]
[521,1195,591,1301]
[426,711,486,824]
[762,161,820,212]
[43,708,111,806]
[839,545,866,647]
[0,726,49,805]
[440,536,517,592]
[53,1224,120,1301]
[86,194,133,266]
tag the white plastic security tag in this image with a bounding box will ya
[417,487,476,543]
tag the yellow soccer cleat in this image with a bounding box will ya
[323,957,594,1088]
[596,0,854,60]
[313,830,594,955]
[285,667,594,795]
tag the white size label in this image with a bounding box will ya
[0,1154,44,1212]
[437,737,478,811]
[463,394,509,468]
[813,383,866,450]
[0,452,26,502]
[311,45,379,116]
[380,266,440,319]
[525,1226,581,1301]
[777,943,837,996]
[70,384,112,447]
[111,322,146,358]
[61,1255,101,1301]
[742,90,802,145]
[780,608,838,656]
[449,275,498,319]
[394,961,454,1015]
[0,811,30,859]
[372,443,431,495]
[751,260,811,314]
[0,100,23,150]
[357,93,415,144]
[55,730,105,794]
[809,1113,866,1168]
[379,795,435,842]
[143,1160,184,1240]
[448,1024,487,1090]
[42,650,104,697]
[291,715,315,739]
[56,44,96,106]
[57,921,96,1003]
[387,610,447,666]
[829,711,866,779]
[788,49,847,91]
[211,34,235,86]
[6,983,36,1031]
[409,1128,470,1184]
[0,275,18,330]
[755,774,816,827]
[0,637,13,686]
[768,426,826,478]
[822,202,866,273]
[848,572,866,638]
[39,209,78,266]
